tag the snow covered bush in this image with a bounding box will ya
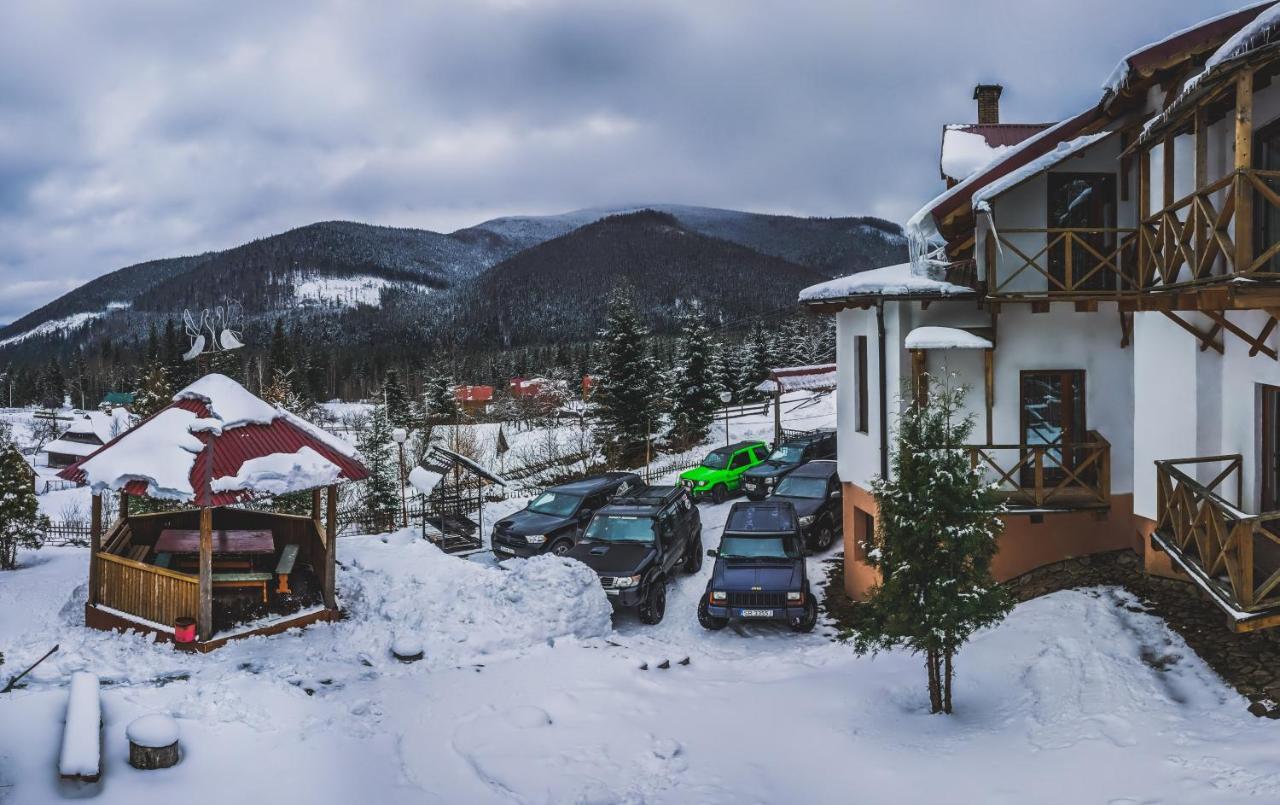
[0,444,49,569]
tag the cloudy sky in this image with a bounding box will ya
[0,0,1252,323]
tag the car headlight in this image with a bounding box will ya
[612,575,641,588]
[786,591,803,603]
[524,534,547,544]
[798,515,815,526]
[710,591,727,602]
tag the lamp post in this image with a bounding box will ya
[392,427,409,528]
[719,390,732,446]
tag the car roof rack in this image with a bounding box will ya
[609,485,681,507]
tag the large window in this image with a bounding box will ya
[855,335,869,434]
[1047,173,1118,291]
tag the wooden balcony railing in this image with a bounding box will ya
[1140,168,1280,288]
[989,228,1139,297]
[966,430,1111,510]
[1155,456,1280,616]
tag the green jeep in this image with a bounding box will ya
[679,440,769,504]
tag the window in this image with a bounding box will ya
[730,450,752,470]
[1047,173,1118,291]
[854,508,874,561]
[855,335,869,434]
[1263,386,1280,512]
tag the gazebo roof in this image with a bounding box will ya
[58,374,368,505]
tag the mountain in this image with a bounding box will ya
[0,205,905,366]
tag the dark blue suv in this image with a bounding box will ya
[697,501,817,633]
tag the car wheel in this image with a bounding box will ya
[813,518,835,552]
[638,580,666,625]
[683,537,703,574]
[710,484,728,504]
[550,538,574,556]
[791,595,818,633]
[697,597,728,630]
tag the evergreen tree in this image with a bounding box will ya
[737,324,773,400]
[667,304,721,448]
[133,363,173,419]
[709,341,740,403]
[593,290,659,465]
[0,444,49,570]
[269,318,291,376]
[381,369,411,430]
[847,379,1011,715]
[262,368,306,412]
[421,368,458,421]
[39,359,65,408]
[356,403,400,527]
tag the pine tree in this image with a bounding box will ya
[356,403,400,527]
[133,363,173,419]
[269,318,291,376]
[847,378,1011,715]
[39,359,65,408]
[421,368,457,422]
[668,304,721,448]
[0,444,49,570]
[593,290,659,465]
[381,369,411,430]
[737,325,773,400]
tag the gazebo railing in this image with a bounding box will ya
[95,552,199,628]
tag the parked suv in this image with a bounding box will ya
[741,429,837,500]
[679,440,769,503]
[698,501,817,632]
[769,460,841,552]
[567,485,703,624]
[491,472,642,558]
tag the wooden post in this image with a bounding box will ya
[1139,147,1151,285]
[1163,133,1175,281]
[910,349,927,407]
[197,506,212,642]
[324,484,337,610]
[1195,105,1208,273]
[983,349,994,444]
[119,491,129,520]
[88,493,102,607]
[1239,522,1256,610]
[772,386,782,446]
[311,489,322,529]
[1236,68,1255,274]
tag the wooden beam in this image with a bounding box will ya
[324,485,338,610]
[198,506,213,642]
[1236,68,1255,273]
[1195,105,1208,270]
[1196,286,1231,311]
[1030,300,1050,314]
[1162,311,1224,353]
[1250,316,1278,358]
[1204,310,1279,360]
[89,493,102,607]
[1139,147,1151,285]
[1119,311,1132,349]
[1073,300,1098,313]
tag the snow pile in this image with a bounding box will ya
[177,374,278,428]
[211,447,343,496]
[941,127,1011,182]
[126,714,179,748]
[75,406,204,499]
[408,466,444,494]
[972,132,1112,212]
[58,671,101,778]
[753,364,838,394]
[799,263,973,302]
[905,326,993,350]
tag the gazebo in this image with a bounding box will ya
[58,374,368,650]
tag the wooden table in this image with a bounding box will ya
[155,529,276,555]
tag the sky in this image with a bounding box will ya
[0,0,1256,324]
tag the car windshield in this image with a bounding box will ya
[719,535,798,560]
[768,445,804,463]
[774,476,828,499]
[526,492,582,517]
[583,515,655,543]
[701,452,730,470]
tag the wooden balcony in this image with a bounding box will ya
[1139,168,1280,290]
[966,430,1111,511]
[989,229,1139,298]
[1154,456,1280,631]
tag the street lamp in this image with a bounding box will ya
[719,390,732,446]
[392,427,409,528]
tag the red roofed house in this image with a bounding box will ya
[803,3,1280,632]
[455,384,494,415]
[59,373,368,648]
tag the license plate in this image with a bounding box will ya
[740,609,774,618]
[494,545,512,555]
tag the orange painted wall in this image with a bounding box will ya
[839,482,1143,597]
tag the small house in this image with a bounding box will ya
[44,409,133,469]
[454,385,494,415]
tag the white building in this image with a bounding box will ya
[803,4,1280,631]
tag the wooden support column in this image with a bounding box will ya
[1163,133,1176,282]
[1194,105,1208,271]
[88,493,102,606]
[910,349,927,407]
[118,491,129,520]
[1236,68,1255,274]
[197,506,213,642]
[311,489,322,529]
[324,484,338,610]
[1139,147,1151,285]
[983,348,994,444]
[772,387,782,446]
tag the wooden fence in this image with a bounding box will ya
[966,430,1111,509]
[95,552,199,627]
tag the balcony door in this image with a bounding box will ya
[1047,173,1117,291]
[1254,121,1280,273]
[1020,370,1086,487]
[1262,386,1280,512]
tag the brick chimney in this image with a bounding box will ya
[974,84,1003,125]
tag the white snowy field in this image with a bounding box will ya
[2,498,1279,803]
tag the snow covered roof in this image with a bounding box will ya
[904,326,993,350]
[753,364,837,394]
[455,385,494,403]
[799,263,974,304]
[940,124,1051,183]
[57,374,367,504]
[971,131,1115,212]
[44,438,102,458]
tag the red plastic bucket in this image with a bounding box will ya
[174,617,196,644]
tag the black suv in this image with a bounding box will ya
[769,460,841,552]
[492,472,642,558]
[698,501,817,633]
[567,485,702,624]
[741,429,836,501]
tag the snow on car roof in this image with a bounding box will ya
[725,503,797,533]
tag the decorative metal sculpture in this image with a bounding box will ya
[182,300,244,361]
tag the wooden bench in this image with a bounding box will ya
[212,572,273,603]
[274,544,299,594]
[153,552,172,569]
[127,544,150,563]
[59,672,101,782]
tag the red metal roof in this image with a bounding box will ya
[455,385,494,403]
[58,395,368,506]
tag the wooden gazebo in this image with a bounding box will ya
[58,374,368,650]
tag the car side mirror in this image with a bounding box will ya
[831,488,842,498]
[706,548,718,557]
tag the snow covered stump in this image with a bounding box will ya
[127,714,180,770]
[391,635,425,663]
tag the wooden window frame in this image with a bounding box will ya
[1262,385,1280,512]
[1018,369,1087,486]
